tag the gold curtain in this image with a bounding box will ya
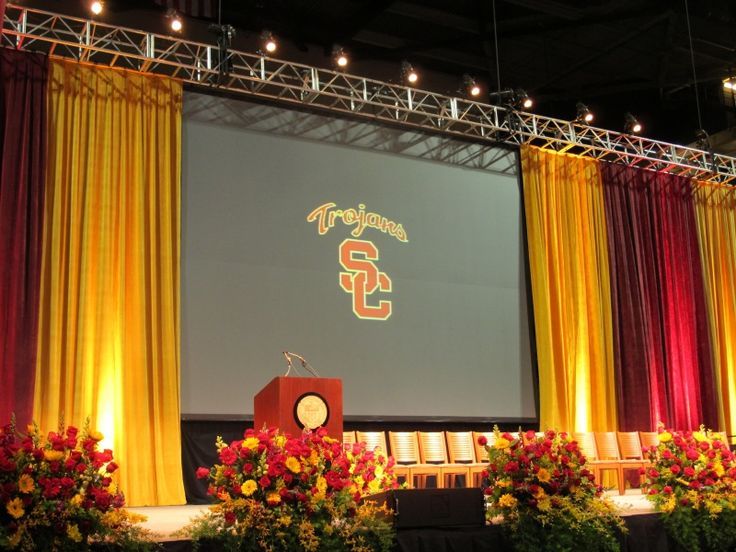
[521,146,617,432]
[34,59,184,506]
[693,183,736,441]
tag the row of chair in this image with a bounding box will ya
[342,430,726,494]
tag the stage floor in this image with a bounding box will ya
[128,490,654,541]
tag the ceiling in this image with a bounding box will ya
[30,0,736,150]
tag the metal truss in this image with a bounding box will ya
[4,4,736,183]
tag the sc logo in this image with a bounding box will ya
[339,239,392,320]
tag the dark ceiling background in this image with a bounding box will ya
[32,0,736,148]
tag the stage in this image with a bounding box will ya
[131,492,673,551]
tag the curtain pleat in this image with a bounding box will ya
[693,184,736,440]
[521,146,617,432]
[601,163,716,430]
[34,59,184,506]
[0,49,47,427]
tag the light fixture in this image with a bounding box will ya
[401,61,418,85]
[724,77,735,90]
[90,1,103,15]
[695,128,711,151]
[332,46,348,69]
[575,102,594,124]
[624,113,642,134]
[515,89,533,110]
[166,9,183,32]
[260,30,277,54]
[462,74,481,97]
[487,88,534,110]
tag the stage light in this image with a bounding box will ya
[166,9,183,32]
[401,61,418,85]
[333,46,348,69]
[462,74,481,97]
[515,89,533,110]
[624,113,642,134]
[260,30,277,54]
[724,77,735,90]
[576,102,594,124]
[90,1,103,15]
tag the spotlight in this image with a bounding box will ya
[624,113,642,134]
[695,128,711,151]
[260,30,277,54]
[401,61,418,85]
[462,74,481,97]
[332,46,349,69]
[515,89,533,110]
[724,77,735,90]
[90,1,103,15]
[166,9,183,32]
[575,102,594,124]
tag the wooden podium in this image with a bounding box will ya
[253,376,343,439]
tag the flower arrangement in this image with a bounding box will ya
[0,417,154,551]
[182,426,397,551]
[481,428,625,552]
[641,425,736,551]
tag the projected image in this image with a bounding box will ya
[181,93,536,421]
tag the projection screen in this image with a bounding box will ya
[181,92,536,421]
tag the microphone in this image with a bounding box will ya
[282,351,294,376]
[282,351,320,377]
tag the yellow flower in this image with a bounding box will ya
[498,493,518,509]
[266,492,281,505]
[26,424,36,435]
[277,515,292,527]
[70,493,84,507]
[241,480,257,496]
[242,437,259,450]
[274,435,286,448]
[285,456,301,474]
[18,474,34,494]
[8,530,22,548]
[536,468,551,483]
[6,497,24,519]
[67,524,82,543]
[44,450,65,462]
[693,431,707,442]
[660,495,676,513]
[537,497,552,511]
[497,479,511,488]
[533,486,546,498]
[658,431,672,443]
[706,500,723,515]
[309,450,320,466]
[88,430,104,442]
[494,437,510,450]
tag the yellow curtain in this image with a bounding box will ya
[521,145,617,433]
[34,59,184,506]
[693,183,736,442]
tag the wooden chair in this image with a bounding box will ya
[638,431,658,455]
[417,431,469,488]
[446,431,486,487]
[616,432,647,489]
[342,431,357,446]
[472,431,496,464]
[388,431,442,488]
[574,432,623,494]
[356,431,388,456]
[595,432,643,494]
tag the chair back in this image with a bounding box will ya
[342,431,357,445]
[388,432,421,464]
[417,432,448,464]
[638,431,658,452]
[594,432,621,460]
[445,432,476,463]
[357,431,388,455]
[573,432,598,461]
[472,432,496,463]
[616,432,643,460]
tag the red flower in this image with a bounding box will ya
[686,448,699,461]
[106,461,118,473]
[684,466,695,477]
[662,486,672,494]
[259,475,271,488]
[670,464,681,475]
[477,435,488,446]
[219,447,237,466]
[196,467,210,479]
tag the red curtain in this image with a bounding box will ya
[602,163,716,430]
[0,48,47,426]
